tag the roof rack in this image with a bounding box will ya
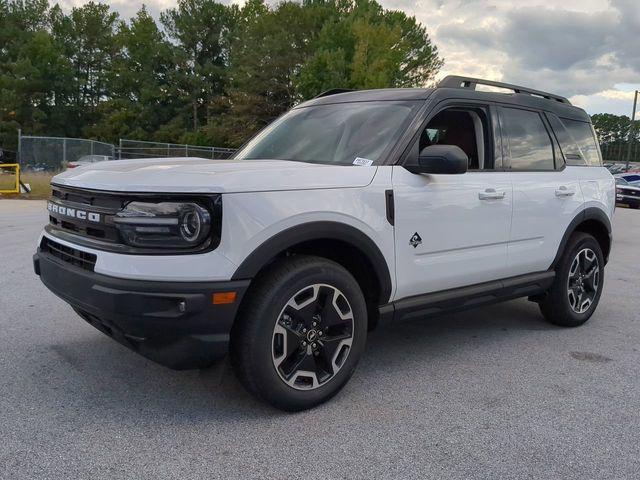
[438,75,571,105]
[314,88,355,99]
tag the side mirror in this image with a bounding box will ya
[405,144,468,175]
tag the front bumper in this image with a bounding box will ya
[34,248,250,369]
[617,193,640,207]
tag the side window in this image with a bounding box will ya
[415,107,492,170]
[546,114,584,165]
[502,107,555,171]
[560,118,603,167]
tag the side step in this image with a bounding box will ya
[380,271,555,322]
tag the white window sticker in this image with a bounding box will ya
[353,157,373,167]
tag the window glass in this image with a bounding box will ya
[547,114,584,166]
[234,101,419,166]
[419,108,490,170]
[502,108,554,170]
[561,118,602,166]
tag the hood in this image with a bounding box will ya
[51,157,377,193]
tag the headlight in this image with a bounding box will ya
[114,201,212,249]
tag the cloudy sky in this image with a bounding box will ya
[59,0,640,118]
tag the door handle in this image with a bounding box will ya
[555,186,576,197]
[479,188,506,200]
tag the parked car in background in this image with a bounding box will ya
[615,177,640,209]
[605,163,627,174]
[617,173,640,186]
[66,155,113,169]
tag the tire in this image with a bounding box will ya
[539,232,604,327]
[630,204,639,210]
[230,255,367,411]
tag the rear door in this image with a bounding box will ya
[392,102,513,300]
[500,106,584,276]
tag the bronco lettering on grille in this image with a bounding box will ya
[48,202,101,223]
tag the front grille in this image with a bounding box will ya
[41,237,97,271]
[51,185,125,210]
[48,185,123,243]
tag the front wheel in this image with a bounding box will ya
[539,232,605,327]
[230,256,367,411]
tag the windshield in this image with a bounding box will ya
[234,101,420,165]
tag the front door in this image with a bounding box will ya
[392,104,513,301]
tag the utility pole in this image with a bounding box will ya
[627,89,639,170]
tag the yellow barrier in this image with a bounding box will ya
[0,164,20,194]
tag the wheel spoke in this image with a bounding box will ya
[584,267,599,292]
[280,348,315,379]
[318,335,351,369]
[315,286,332,316]
[578,251,587,274]
[569,257,580,280]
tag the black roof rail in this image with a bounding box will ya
[438,75,571,105]
[314,88,355,99]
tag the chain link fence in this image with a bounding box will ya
[17,134,237,171]
[118,139,236,160]
[19,134,115,171]
[600,141,640,164]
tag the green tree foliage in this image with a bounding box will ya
[86,6,178,142]
[297,0,443,98]
[203,0,320,146]
[50,2,120,130]
[0,0,68,145]
[592,113,640,162]
[0,0,443,151]
[161,0,234,131]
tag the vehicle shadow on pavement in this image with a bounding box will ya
[36,298,558,420]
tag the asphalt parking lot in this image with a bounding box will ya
[1,199,639,479]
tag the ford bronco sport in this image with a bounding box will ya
[34,76,615,411]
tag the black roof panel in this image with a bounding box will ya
[297,88,433,107]
[294,77,590,122]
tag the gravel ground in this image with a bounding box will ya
[1,199,639,479]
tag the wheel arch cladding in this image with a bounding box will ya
[231,221,393,307]
[551,207,612,268]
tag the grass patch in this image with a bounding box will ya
[21,172,55,199]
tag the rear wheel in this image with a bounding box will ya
[230,256,367,411]
[539,232,604,327]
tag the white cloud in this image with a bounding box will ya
[409,0,640,115]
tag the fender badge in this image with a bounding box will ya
[410,232,422,248]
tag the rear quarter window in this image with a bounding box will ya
[560,118,603,167]
[502,107,555,171]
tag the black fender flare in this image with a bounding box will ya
[231,221,392,303]
[550,207,612,268]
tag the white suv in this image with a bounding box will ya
[34,76,615,411]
